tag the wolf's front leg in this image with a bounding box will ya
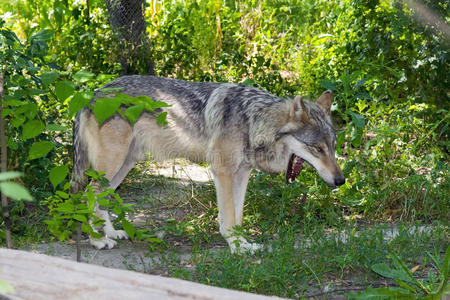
[233,167,252,226]
[212,168,260,254]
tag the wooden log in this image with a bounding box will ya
[0,249,286,300]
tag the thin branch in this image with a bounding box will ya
[77,221,82,262]
[0,71,13,248]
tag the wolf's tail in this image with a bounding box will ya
[70,110,89,194]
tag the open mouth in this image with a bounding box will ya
[285,154,305,184]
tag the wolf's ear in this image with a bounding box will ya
[316,90,333,115]
[290,95,309,122]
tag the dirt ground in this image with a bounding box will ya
[24,162,219,273]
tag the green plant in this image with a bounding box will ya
[348,245,450,299]
[0,27,62,196]
[45,169,134,241]
[0,0,449,297]
[0,276,14,296]
[0,172,32,202]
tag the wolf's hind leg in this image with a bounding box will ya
[87,185,128,249]
[99,139,140,240]
[88,118,133,249]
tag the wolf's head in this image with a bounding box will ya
[279,91,345,187]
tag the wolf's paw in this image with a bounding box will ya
[90,236,117,250]
[228,237,262,254]
[105,228,129,240]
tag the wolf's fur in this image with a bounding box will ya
[71,75,345,253]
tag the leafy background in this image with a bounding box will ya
[0,0,448,298]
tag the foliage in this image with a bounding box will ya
[189,223,448,298]
[0,22,167,244]
[0,24,67,219]
[1,0,119,73]
[0,0,448,298]
[0,277,14,296]
[45,170,134,241]
[348,245,450,299]
[0,172,32,201]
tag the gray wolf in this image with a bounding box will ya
[71,76,345,253]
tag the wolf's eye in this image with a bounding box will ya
[316,147,324,154]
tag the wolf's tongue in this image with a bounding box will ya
[285,154,305,184]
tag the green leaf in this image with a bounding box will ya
[156,112,168,125]
[82,223,101,238]
[354,78,368,89]
[41,71,58,87]
[11,116,26,128]
[27,141,54,160]
[320,79,337,91]
[30,29,53,41]
[150,100,171,110]
[312,33,334,46]
[388,249,418,283]
[97,198,110,207]
[113,206,123,216]
[15,103,38,119]
[68,91,93,117]
[3,109,14,118]
[46,124,67,131]
[55,202,74,213]
[389,248,431,293]
[349,111,365,148]
[110,93,134,104]
[347,287,413,299]
[73,70,94,83]
[55,80,75,102]
[28,88,45,96]
[241,78,257,86]
[55,190,69,199]
[22,119,45,140]
[6,137,18,150]
[124,103,146,125]
[92,97,121,126]
[0,278,14,295]
[0,171,23,181]
[0,29,19,44]
[96,191,109,199]
[440,246,450,292]
[73,214,87,222]
[146,237,163,243]
[4,99,26,107]
[394,279,417,293]
[0,182,33,201]
[349,111,365,130]
[122,219,136,240]
[371,263,414,284]
[49,165,69,189]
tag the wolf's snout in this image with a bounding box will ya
[334,175,345,186]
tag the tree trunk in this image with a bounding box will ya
[104,0,155,75]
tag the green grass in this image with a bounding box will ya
[3,150,448,298]
[162,222,448,298]
[108,160,449,298]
